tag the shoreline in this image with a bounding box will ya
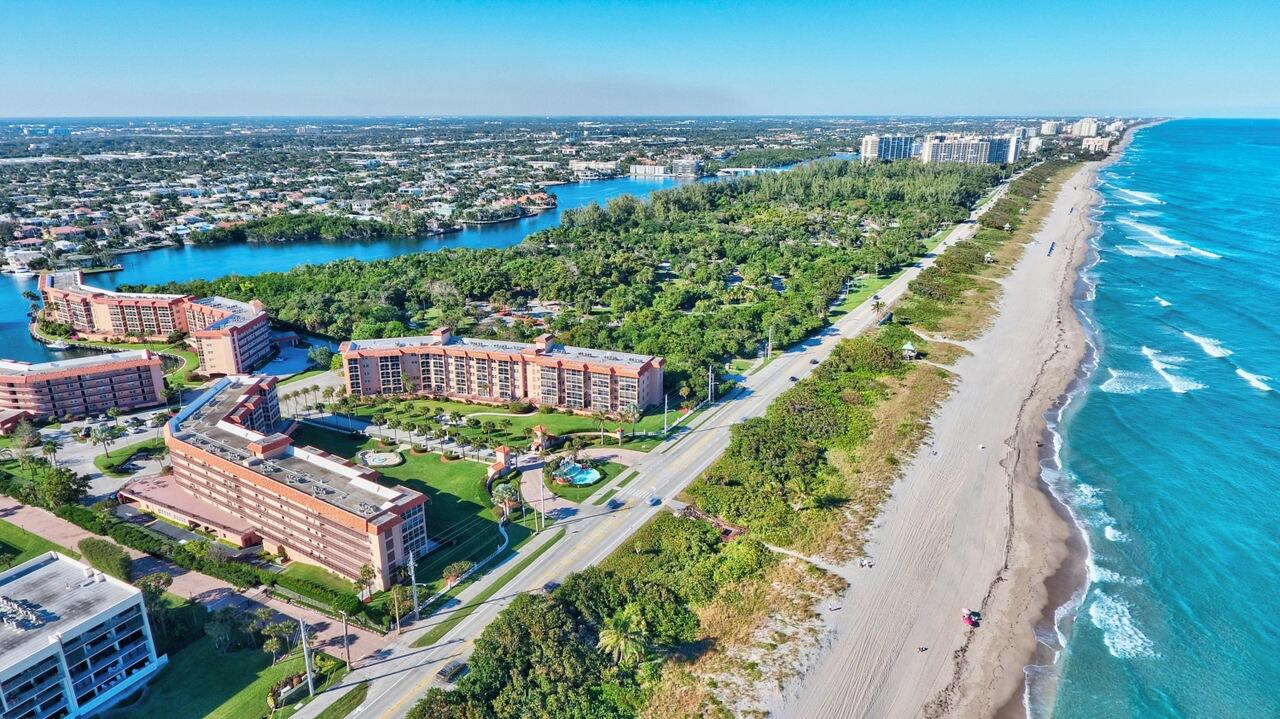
[771,159,1107,719]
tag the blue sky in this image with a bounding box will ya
[3,0,1278,117]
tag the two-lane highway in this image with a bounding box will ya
[293,176,1016,719]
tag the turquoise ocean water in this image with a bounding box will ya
[1037,120,1280,717]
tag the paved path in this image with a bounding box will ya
[0,494,388,662]
[292,176,1022,719]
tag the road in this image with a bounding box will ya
[291,177,1016,718]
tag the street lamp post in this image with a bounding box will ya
[298,619,315,698]
[340,611,351,670]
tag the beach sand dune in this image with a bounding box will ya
[772,163,1099,719]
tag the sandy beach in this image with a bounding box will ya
[771,160,1103,719]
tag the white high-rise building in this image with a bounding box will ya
[1072,117,1099,137]
[860,134,915,163]
[1040,120,1060,136]
[1027,136,1046,154]
[919,135,992,164]
[1105,119,1126,134]
[0,553,166,719]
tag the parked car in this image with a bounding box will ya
[542,580,561,593]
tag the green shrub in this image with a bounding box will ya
[78,537,132,580]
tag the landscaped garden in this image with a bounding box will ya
[542,458,627,503]
[93,436,166,476]
[309,395,692,453]
[288,423,537,595]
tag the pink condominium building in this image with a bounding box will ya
[0,350,166,421]
[38,270,273,376]
[339,328,664,414]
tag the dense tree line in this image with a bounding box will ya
[191,213,401,244]
[135,160,1002,396]
[407,515,775,719]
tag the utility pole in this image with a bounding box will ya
[662,392,669,435]
[340,611,351,670]
[298,619,315,698]
[408,549,420,617]
[708,365,715,403]
[538,476,546,531]
[767,326,773,359]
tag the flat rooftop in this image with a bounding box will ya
[0,553,139,674]
[44,270,186,300]
[171,378,414,521]
[0,349,155,377]
[190,296,264,330]
[345,334,656,369]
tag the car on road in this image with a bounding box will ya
[809,358,819,365]
[436,660,468,683]
[542,580,561,593]
[788,376,798,382]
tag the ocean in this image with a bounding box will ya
[1038,120,1280,717]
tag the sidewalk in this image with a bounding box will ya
[0,494,388,661]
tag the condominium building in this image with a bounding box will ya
[340,328,664,414]
[131,376,427,590]
[1040,120,1061,135]
[0,350,165,421]
[1027,136,1046,154]
[1082,137,1113,153]
[859,133,915,163]
[39,271,189,341]
[0,552,166,719]
[628,163,668,177]
[183,297,273,376]
[38,270,273,376]
[671,156,704,176]
[919,134,1019,165]
[1071,117,1099,137]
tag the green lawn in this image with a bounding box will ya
[830,274,894,319]
[412,528,566,648]
[102,639,319,719]
[342,398,683,452]
[288,423,515,594]
[313,682,368,719]
[63,338,203,387]
[543,461,626,503]
[279,368,329,386]
[94,436,166,476]
[0,518,77,566]
[280,561,356,595]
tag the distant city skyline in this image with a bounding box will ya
[3,0,1278,118]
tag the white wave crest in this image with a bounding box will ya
[1103,526,1128,542]
[1088,591,1158,659]
[1153,296,1172,307]
[1141,346,1205,393]
[1114,244,1166,258]
[1099,368,1152,394]
[1114,188,1163,205]
[1088,557,1144,585]
[1235,368,1273,392]
[1182,331,1233,358]
[1117,217,1220,259]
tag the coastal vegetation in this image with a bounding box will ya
[132,160,1007,397]
[191,214,401,244]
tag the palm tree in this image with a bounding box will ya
[872,299,887,317]
[619,404,641,440]
[591,410,607,445]
[107,407,121,426]
[89,426,115,457]
[491,482,519,520]
[597,606,648,667]
[41,438,63,467]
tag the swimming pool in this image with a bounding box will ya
[555,461,602,486]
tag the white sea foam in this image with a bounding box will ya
[1114,188,1163,205]
[1088,557,1143,585]
[1099,368,1151,394]
[1141,346,1205,393]
[1117,217,1221,259]
[1114,244,1165,258]
[1088,591,1158,659]
[1235,368,1273,391]
[1103,526,1128,542]
[1153,296,1172,307]
[1182,331,1233,358]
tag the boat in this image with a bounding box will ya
[47,339,69,350]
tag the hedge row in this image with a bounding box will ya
[78,537,132,580]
